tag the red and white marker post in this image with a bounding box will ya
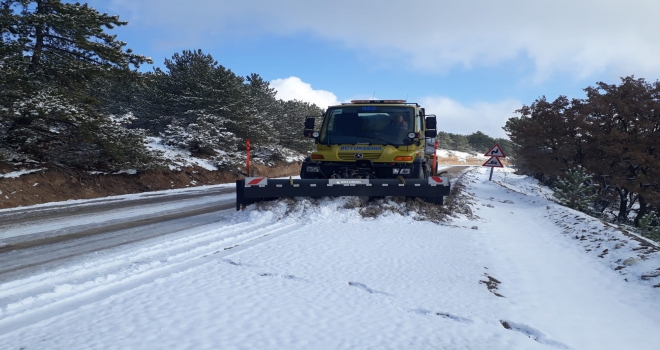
[482,144,506,181]
[432,139,439,176]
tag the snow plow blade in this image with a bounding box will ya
[236,177,450,210]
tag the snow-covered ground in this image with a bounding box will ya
[0,168,659,350]
[0,168,47,179]
[145,136,307,171]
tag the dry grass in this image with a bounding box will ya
[250,161,301,178]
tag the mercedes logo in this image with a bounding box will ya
[354,153,363,159]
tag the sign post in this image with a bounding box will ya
[482,144,506,181]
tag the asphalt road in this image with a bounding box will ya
[0,166,468,282]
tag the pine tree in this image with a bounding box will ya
[553,166,599,212]
[273,99,323,154]
[162,113,240,155]
[435,132,452,149]
[0,0,153,170]
[236,73,277,145]
[466,131,495,153]
[148,50,247,157]
[450,135,472,153]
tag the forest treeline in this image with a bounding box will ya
[437,131,512,156]
[0,0,505,173]
[0,0,324,171]
[504,76,660,228]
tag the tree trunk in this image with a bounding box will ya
[635,195,647,227]
[28,0,45,72]
[616,187,629,222]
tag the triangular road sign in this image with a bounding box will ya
[482,156,504,168]
[484,144,506,158]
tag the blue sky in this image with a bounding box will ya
[86,0,660,139]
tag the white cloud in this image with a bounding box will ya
[108,0,660,81]
[269,77,519,137]
[420,97,522,139]
[270,77,340,109]
[269,76,517,138]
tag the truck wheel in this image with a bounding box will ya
[413,163,425,179]
[300,161,310,179]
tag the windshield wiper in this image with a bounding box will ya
[357,135,396,146]
[325,134,397,146]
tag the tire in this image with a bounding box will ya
[300,160,322,179]
[300,160,310,179]
[412,161,425,180]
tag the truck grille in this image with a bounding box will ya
[337,153,381,161]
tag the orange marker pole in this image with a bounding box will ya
[432,139,438,176]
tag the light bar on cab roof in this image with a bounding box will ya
[350,100,407,104]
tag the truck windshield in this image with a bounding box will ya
[320,106,415,146]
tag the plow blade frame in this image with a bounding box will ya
[236,178,451,210]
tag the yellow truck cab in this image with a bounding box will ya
[302,100,438,180]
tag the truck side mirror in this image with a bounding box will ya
[304,117,315,130]
[425,116,437,130]
[425,130,437,138]
[304,117,316,138]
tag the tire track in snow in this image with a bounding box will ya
[348,282,394,296]
[0,221,304,335]
[223,262,479,328]
[0,201,233,254]
[407,309,473,323]
[0,219,268,299]
[500,320,571,349]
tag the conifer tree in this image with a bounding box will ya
[450,135,472,153]
[0,0,153,170]
[236,73,277,145]
[466,131,495,153]
[553,165,598,212]
[435,132,452,149]
[273,99,323,154]
[147,50,247,157]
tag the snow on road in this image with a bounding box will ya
[1,168,659,350]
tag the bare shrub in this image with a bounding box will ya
[251,162,301,178]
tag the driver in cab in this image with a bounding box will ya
[384,114,409,134]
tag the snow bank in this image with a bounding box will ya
[0,168,46,178]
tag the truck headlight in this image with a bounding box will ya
[392,168,400,174]
[400,168,411,174]
[306,166,320,172]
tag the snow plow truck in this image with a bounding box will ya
[236,100,450,210]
